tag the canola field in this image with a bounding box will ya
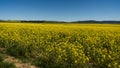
[0,23,120,68]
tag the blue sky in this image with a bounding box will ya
[0,0,120,21]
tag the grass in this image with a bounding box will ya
[0,22,120,68]
[0,50,16,68]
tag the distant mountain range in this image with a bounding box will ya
[0,20,120,24]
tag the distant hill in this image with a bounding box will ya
[72,20,120,24]
[0,20,120,24]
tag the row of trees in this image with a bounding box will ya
[0,20,120,24]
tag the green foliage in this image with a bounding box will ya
[0,23,120,68]
[0,62,16,68]
[0,53,16,68]
[0,55,3,62]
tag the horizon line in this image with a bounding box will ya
[1,19,120,22]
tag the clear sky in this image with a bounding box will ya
[0,0,120,21]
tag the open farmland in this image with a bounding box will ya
[0,23,120,68]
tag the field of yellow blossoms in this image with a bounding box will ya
[0,23,120,68]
